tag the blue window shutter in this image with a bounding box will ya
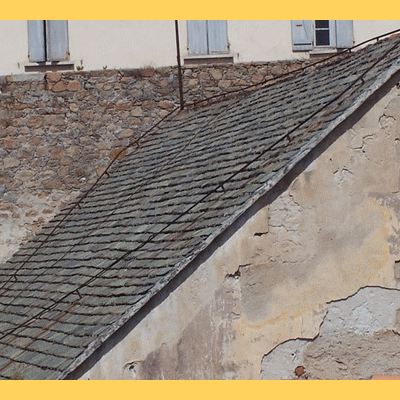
[291,20,313,51]
[208,20,228,54]
[27,20,46,62]
[328,20,337,47]
[335,20,354,48]
[46,20,69,61]
[188,20,208,55]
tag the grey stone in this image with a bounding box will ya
[10,73,45,82]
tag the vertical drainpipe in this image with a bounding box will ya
[175,20,184,111]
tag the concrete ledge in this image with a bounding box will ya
[184,55,234,66]
[24,63,74,73]
[6,72,45,82]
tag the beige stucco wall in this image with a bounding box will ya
[78,79,400,380]
[261,286,400,379]
[1,20,399,76]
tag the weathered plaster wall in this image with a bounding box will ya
[261,287,400,379]
[0,59,306,264]
[78,77,400,379]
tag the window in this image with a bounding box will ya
[27,20,69,62]
[291,20,353,52]
[187,20,229,55]
[315,20,331,46]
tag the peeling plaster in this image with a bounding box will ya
[261,286,400,380]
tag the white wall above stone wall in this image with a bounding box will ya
[1,20,399,76]
[68,20,178,72]
[0,20,29,76]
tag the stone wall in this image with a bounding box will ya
[0,59,308,264]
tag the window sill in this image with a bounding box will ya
[24,61,75,73]
[184,54,234,66]
[309,47,340,55]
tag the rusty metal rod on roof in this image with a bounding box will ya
[186,27,400,109]
[175,20,184,111]
[1,36,400,354]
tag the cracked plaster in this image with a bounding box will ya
[261,286,400,380]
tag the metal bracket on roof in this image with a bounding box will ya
[216,183,226,192]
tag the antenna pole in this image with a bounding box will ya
[175,20,184,111]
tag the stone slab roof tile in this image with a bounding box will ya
[1,36,400,379]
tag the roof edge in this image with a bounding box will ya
[57,56,400,380]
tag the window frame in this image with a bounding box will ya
[291,20,353,53]
[314,20,336,48]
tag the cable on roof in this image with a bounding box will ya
[2,33,400,333]
[5,27,400,295]
[1,33,399,306]
[184,28,400,109]
[1,31,400,372]
[0,106,180,295]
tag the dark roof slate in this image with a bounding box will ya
[1,35,400,379]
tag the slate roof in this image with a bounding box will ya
[1,35,400,379]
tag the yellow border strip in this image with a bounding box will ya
[3,1,400,19]
[2,380,400,400]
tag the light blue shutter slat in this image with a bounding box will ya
[335,20,354,48]
[291,20,313,51]
[46,20,69,61]
[208,20,228,54]
[188,20,208,55]
[27,20,46,62]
